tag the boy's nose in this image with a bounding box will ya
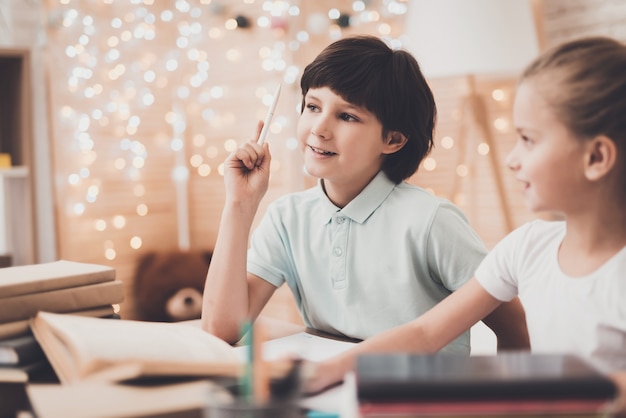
[311,119,331,140]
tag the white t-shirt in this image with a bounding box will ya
[247,171,487,354]
[475,219,626,373]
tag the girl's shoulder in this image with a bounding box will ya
[498,218,565,254]
[518,218,565,236]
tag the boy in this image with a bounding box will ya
[201,35,528,366]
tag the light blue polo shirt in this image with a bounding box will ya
[247,171,487,354]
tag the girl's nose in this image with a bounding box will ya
[505,146,520,171]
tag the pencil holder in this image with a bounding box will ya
[206,398,303,418]
[205,381,304,418]
[206,359,305,418]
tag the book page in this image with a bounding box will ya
[259,331,356,362]
[27,380,224,418]
[31,312,241,383]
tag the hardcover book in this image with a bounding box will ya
[0,280,124,323]
[0,305,116,340]
[0,334,44,366]
[0,260,115,298]
[356,352,617,402]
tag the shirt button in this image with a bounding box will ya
[336,216,345,224]
[333,247,343,257]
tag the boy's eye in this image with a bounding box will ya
[306,103,319,112]
[340,113,358,122]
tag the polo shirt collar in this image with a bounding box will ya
[316,171,396,225]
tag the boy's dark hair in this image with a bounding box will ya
[300,35,436,184]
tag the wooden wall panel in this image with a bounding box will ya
[10,0,623,323]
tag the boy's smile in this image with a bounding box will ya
[307,144,337,157]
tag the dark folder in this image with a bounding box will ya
[356,351,617,402]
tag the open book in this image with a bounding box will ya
[30,311,241,384]
[28,315,359,418]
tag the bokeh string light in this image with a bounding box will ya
[45,0,515,269]
[46,0,414,264]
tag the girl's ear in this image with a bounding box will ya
[383,131,408,154]
[584,135,617,181]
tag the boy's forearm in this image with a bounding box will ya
[305,320,434,394]
[307,279,504,392]
[201,204,257,343]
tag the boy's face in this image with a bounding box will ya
[297,87,393,198]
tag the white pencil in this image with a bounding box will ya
[257,83,281,145]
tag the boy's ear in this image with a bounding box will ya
[383,131,408,154]
[584,135,617,181]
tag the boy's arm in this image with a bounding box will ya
[201,130,275,344]
[481,297,530,350]
[200,202,276,344]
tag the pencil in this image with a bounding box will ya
[257,83,281,145]
[239,320,254,402]
[252,321,270,404]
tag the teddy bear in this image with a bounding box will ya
[133,250,212,322]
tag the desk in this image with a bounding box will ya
[22,317,624,418]
[23,316,354,418]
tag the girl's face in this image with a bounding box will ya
[297,87,395,202]
[506,81,589,214]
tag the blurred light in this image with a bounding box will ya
[441,136,454,149]
[423,157,437,171]
[477,142,490,155]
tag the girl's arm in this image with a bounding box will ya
[481,297,530,350]
[304,278,503,393]
[610,371,626,417]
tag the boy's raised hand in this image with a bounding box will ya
[223,121,272,209]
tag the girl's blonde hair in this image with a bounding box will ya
[521,37,626,149]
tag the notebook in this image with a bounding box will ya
[356,351,617,402]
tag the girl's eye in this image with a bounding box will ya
[519,134,533,145]
[306,103,319,112]
[340,113,358,122]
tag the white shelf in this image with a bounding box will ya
[0,165,35,265]
[0,165,29,177]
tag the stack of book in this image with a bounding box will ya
[0,260,124,383]
[356,352,618,417]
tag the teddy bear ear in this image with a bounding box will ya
[133,251,156,296]
[135,252,157,275]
